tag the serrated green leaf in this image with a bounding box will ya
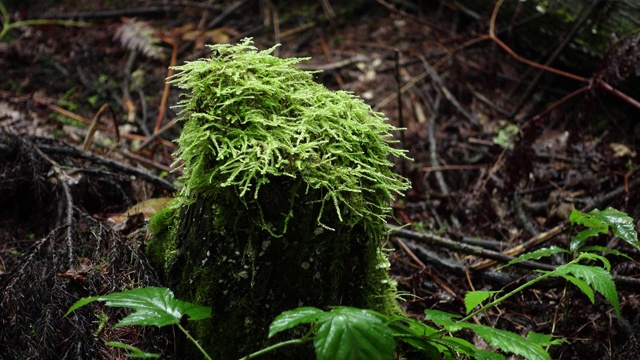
[569,208,581,223]
[424,309,463,332]
[576,252,611,271]
[66,296,100,316]
[554,263,620,319]
[570,209,607,231]
[580,246,633,260]
[465,324,550,360]
[68,287,211,328]
[269,307,324,338]
[571,229,601,251]
[105,341,160,358]
[571,208,639,251]
[314,307,395,360]
[597,208,640,250]
[464,291,501,315]
[526,332,569,347]
[386,315,444,356]
[436,336,504,360]
[501,247,567,269]
[562,275,594,304]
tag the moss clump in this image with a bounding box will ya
[147,38,409,359]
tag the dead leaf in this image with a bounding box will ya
[610,143,636,158]
[107,197,172,226]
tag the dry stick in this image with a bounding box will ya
[206,0,250,29]
[375,34,490,111]
[319,0,337,26]
[394,49,406,176]
[391,225,640,287]
[35,142,178,192]
[508,0,604,118]
[470,145,508,206]
[135,118,178,152]
[153,36,178,135]
[423,87,461,229]
[376,0,451,33]
[388,224,557,271]
[260,0,280,57]
[394,238,462,303]
[470,224,566,270]
[116,148,172,173]
[44,4,222,20]
[30,95,176,149]
[279,21,317,39]
[28,139,76,269]
[394,237,483,326]
[319,31,343,89]
[513,191,539,238]
[297,54,368,71]
[419,54,477,125]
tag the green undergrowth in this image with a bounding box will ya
[71,207,639,359]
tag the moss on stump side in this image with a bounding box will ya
[147,39,409,359]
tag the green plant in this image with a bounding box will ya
[69,207,638,359]
[0,2,91,41]
[66,287,213,359]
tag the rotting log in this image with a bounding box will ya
[146,39,409,359]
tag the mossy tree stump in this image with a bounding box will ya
[147,39,408,359]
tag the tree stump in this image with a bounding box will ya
[147,39,409,359]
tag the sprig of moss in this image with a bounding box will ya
[169,38,409,232]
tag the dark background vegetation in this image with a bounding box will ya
[1,0,640,358]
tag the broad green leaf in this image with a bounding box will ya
[269,307,324,337]
[436,336,504,360]
[556,263,620,319]
[385,315,444,356]
[561,275,594,304]
[424,309,463,332]
[597,208,639,249]
[464,291,501,315]
[571,229,601,251]
[65,296,100,316]
[569,209,608,231]
[314,307,395,360]
[576,252,611,271]
[580,246,633,260]
[526,332,569,347]
[501,247,567,269]
[465,323,550,360]
[105,341,160,358]
[67,287,212,328]
[570,208,639,250]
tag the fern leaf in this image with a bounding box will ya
[115,17,165,59]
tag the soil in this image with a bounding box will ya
[1,1,640,359]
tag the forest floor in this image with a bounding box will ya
[2,1,640,359]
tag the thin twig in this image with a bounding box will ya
[35,142,178,192]
[419,55,477,125]
[154,36,178,134]
[394,49,407,176]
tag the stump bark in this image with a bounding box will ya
[147,39,408,359]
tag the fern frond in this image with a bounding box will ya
[115,17,164,60]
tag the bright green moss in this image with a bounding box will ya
[169,38,408,234]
